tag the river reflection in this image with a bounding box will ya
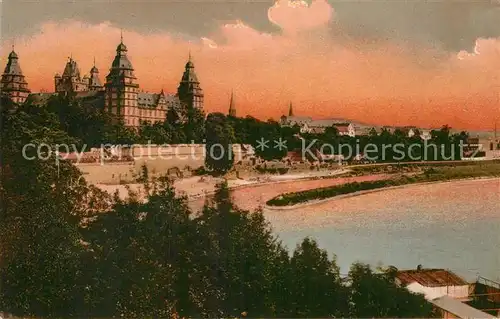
[263,179,500,281]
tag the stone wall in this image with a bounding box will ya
[76,144,255,185]
[78,162,136,184]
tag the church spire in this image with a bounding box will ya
[229,90,236,117]
[288,101,294,116]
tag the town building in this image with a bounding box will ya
[420,130,432,140]
[0,47,31,104]
[400,126,417,137]
[334,123,356,137]
[470,276,500,316]
[425,295,497,319]
[461,137,486,159]
[299,120,356,137]
[280,102,313,127]
[280,103,356,136]
[396,266,499,319]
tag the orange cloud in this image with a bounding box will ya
[1,0,499,130]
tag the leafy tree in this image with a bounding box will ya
[192,181,287,317]
[1,96,439,317]
[287,238,347,317]
[0,96,109,317]
[324,125,339,139]
[138,120,171,144]
[347,263,435,317]
[205,113,235,175]
[82,175,195,318]
[182,103,206,143]
[24,94,139,147]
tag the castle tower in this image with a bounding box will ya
[104,35,139,127]
[1,47,31,104]
[88,58,103,91]
[55,57,89,95]
[288,101,294,116]
[177,53,204,110]
[228,90,236,117]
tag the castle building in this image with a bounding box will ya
[177,53,204,109]
[102,37,188,127]
[103,38,140,126]
[1,36,205,128]
[0,47,31,104]
[54,57,97,94]
[88,59,103,91]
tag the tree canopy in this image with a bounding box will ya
[1,96,438,317]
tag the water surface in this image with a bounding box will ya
[263,178,500,281]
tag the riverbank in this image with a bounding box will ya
[266,176,500,210]
[95,168,352,201]
[266,162,500,207]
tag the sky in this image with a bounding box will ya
[1,0,500,130]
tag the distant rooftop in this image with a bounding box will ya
[308,119,350,128]
[430,295,497,319]
[397,268,469,287]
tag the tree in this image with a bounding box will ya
[82,176,195,318]
[182,103,206,143]
[287,238,347,317]
[28,94,139,148]
[1,96,438,317]
[347,263,435,317]
[192,181,287,317]
[324,125,339,139]
[0,96,109,317]
[205,113,235,175]
[138,121,170,144]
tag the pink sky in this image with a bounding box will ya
[1,0,499,130]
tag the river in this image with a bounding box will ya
[261,178,500,281]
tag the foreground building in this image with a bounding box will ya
[396,267,470,301]
[396,266,498,319]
